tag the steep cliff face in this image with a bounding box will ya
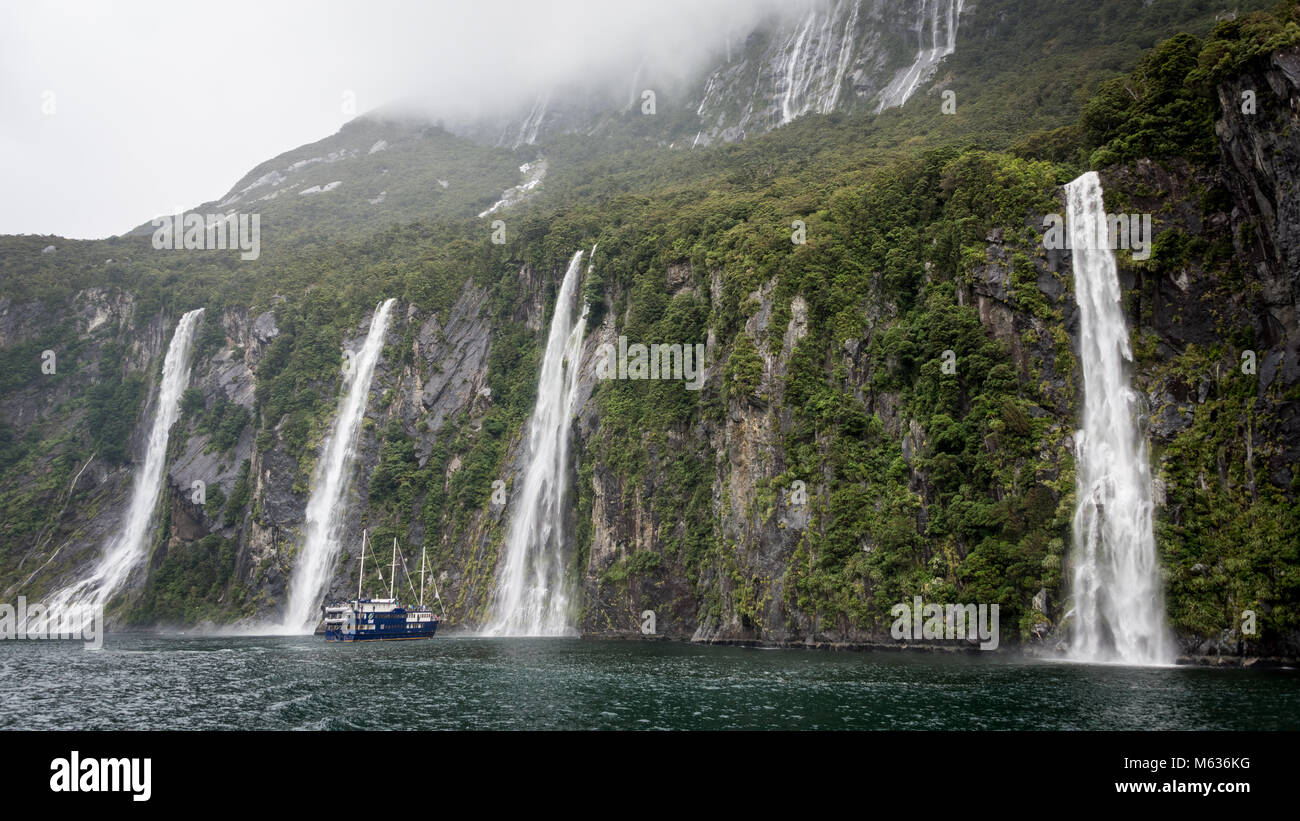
[0,289,161,607]
[0,274,507,626]
[570,228,1075,647]
[692,0,963,146]
[445,0,967,152]
[564,48,1300,655]
[1214,46,1300,393]
[229,282,500,625]
[1154,44,1300,657]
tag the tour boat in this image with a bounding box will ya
[322,531,444,642]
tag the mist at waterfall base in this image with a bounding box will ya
[1065,172,1174,666]
[3,634,1297,730]
[279,299,397,634]
[36,309,206,629]
[483,250,589,637]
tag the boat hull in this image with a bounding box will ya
[324,621,438,642]
[322,599,440,642]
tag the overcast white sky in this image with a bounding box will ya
[0,0,782,240]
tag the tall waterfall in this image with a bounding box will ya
[876,0,963,113]
[484,250,588,636]
[281,298,396,633]
[690,0,963,146]
[779,0,862,123]
[1065,172,1173,665]
[42,308,205,623]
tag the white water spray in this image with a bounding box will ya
[281,298,396,633]
[512,93,549,148]
[1065,172,1173,665]
[876,0,963,113]
[42,308,205,621]
[780,0,863,123]
[483,250,589,636]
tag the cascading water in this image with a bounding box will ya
[876,0,963,113]
[281,298,396,633]
[483,250,588,636]
[510,93,549,149]
[694,0,962,145]
[780,0,862,123]
[1065,171,1174,665]
[40,308,205,624]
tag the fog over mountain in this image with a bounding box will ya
[0,0,782,239]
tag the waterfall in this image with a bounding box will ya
[512,93,549,148]
[823,0,862,113]
[876,0,963,113]
[281,298,396,633]
[693,0,958,145]
[484,250,589,636]
[1065,172,1173,665]
[780,0,863,124]
[779,8,821,124]
[41,308,205,624]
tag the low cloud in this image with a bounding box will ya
[0,0,794,238]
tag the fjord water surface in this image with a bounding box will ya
[2,635,1295,730]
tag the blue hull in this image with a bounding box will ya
[325,621,438,641]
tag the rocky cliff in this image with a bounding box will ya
[566,44,1300,658]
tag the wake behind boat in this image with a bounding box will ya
[322,530,444,642]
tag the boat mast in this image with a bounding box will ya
[357,529,367,600]
[419,544,427,608]
[432,577,447,619]
[389,537,397,600]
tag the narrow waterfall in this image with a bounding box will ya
[484,250,588,636]
[876,0,963,113]
[780,0,863,124]
[281,298,396,633]
[510,93,549,148]
[1065,172,1173,665]
[41,308,205,623]
[823,0,862,113]
[694,0,958,145]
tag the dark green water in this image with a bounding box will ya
[2,634,1297,730]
